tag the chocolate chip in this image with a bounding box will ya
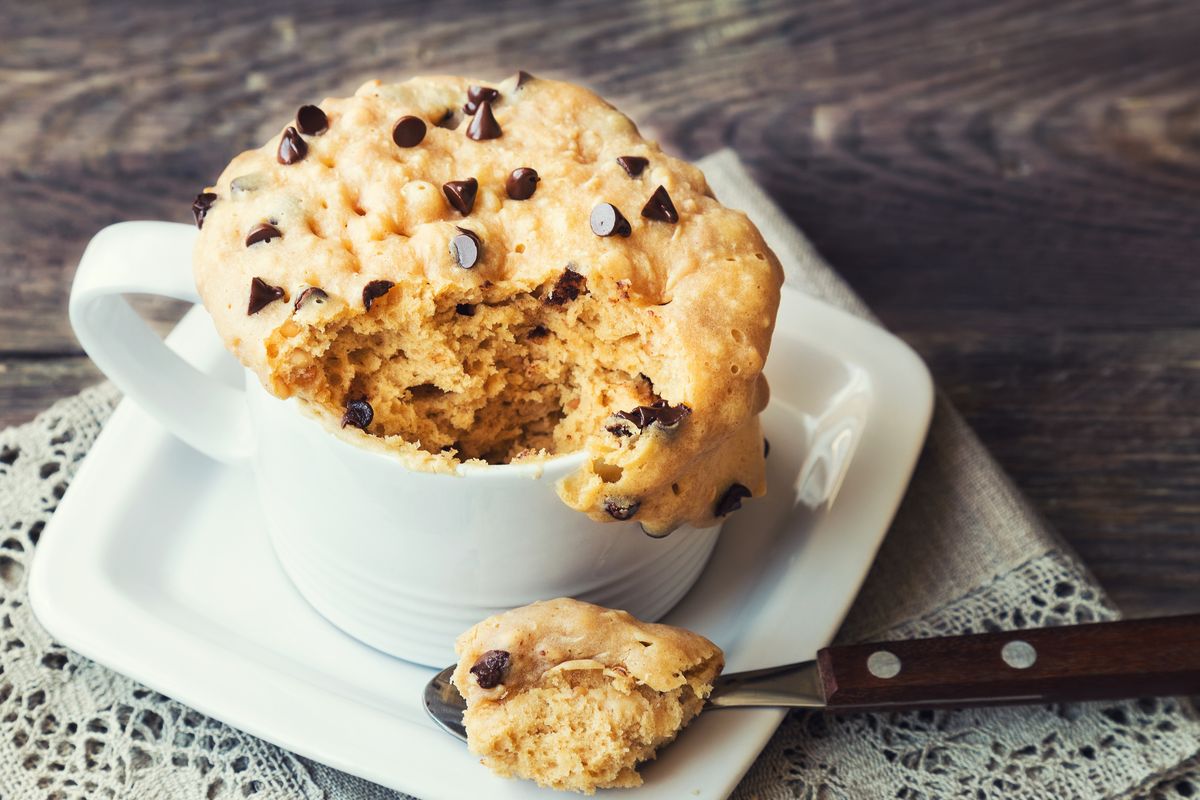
[442,178,478,216]
[528,324,549,340]
[610,401,692,433]
[715,483,752,517]
[463,85,499,115]
[192,192,217,229]
[294,286,328,311]
[247,277,284,315]
[392,115,427,148]
[506,167,539,200]
[435,108,459,129]
[763,438,770,458]
[590,203,631,237]
[455,303,476,316]
[466,100,502,141]
[617,156,648,177]
[514,70,535,89]
[604,498,640,521]
[544,268,587,306]
[296,105,328,136]
[277,126,307,165]
[606,419,634,437]
[341,397,373,430]
[449,227,481,269]
[470,649,511,689]
[245,223,282,247]
[362,280,395,310]
[641,185,679,223]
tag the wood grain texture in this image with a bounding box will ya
[0,0,1197,618]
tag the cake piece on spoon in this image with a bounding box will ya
[452,597,724,793]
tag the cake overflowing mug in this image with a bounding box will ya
[69,74,785,666]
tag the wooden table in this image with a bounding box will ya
[3,1,1197,618]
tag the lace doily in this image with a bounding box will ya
[1,386,1197,800]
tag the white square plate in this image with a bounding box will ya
[30,286,931,799]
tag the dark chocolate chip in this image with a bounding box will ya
[528,324,549,340]
[450,227,481,269]
[192,192,217,229]
[617,156,649,177]
[341,397,373,430]
[455,303,476,316]
[604,498,640,521]
[294,286,328,311]
[463,85,499,115]
[442,178,478,216]
[506,167,540,200]
[247,277,284,315]
[715,483,752,517]
[466,100,502,141]
[763,438,770,458]
[470,649,511,689]
[277,126,307,165]
[611,401,692,432]
[362,280,395,310]
[245,223,282,247]
[544,268,588,306]
[296,105,328,136]
[392,115,427,148]
[590,203,631,237]
[514,70,535,89]
[641,185,679,223]
[605,419,634,437]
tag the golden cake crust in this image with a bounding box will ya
[192,73,783,532]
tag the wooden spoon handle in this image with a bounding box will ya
[817,614,1200,712]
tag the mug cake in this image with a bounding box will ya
[191,72,783,535]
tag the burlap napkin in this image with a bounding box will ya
[0,151,1195,800]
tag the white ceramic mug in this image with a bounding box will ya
[69,221,723,666]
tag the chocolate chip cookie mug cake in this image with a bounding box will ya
[61,71,782,663]
[192,71,782,535]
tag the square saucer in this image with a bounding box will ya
[30,286,932,799]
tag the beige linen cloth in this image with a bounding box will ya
[0,151,1196,799]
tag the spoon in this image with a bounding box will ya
[426,613,1200,742]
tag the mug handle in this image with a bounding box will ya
[69,221,254,462]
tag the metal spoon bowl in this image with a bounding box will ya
[423,665,468,742]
